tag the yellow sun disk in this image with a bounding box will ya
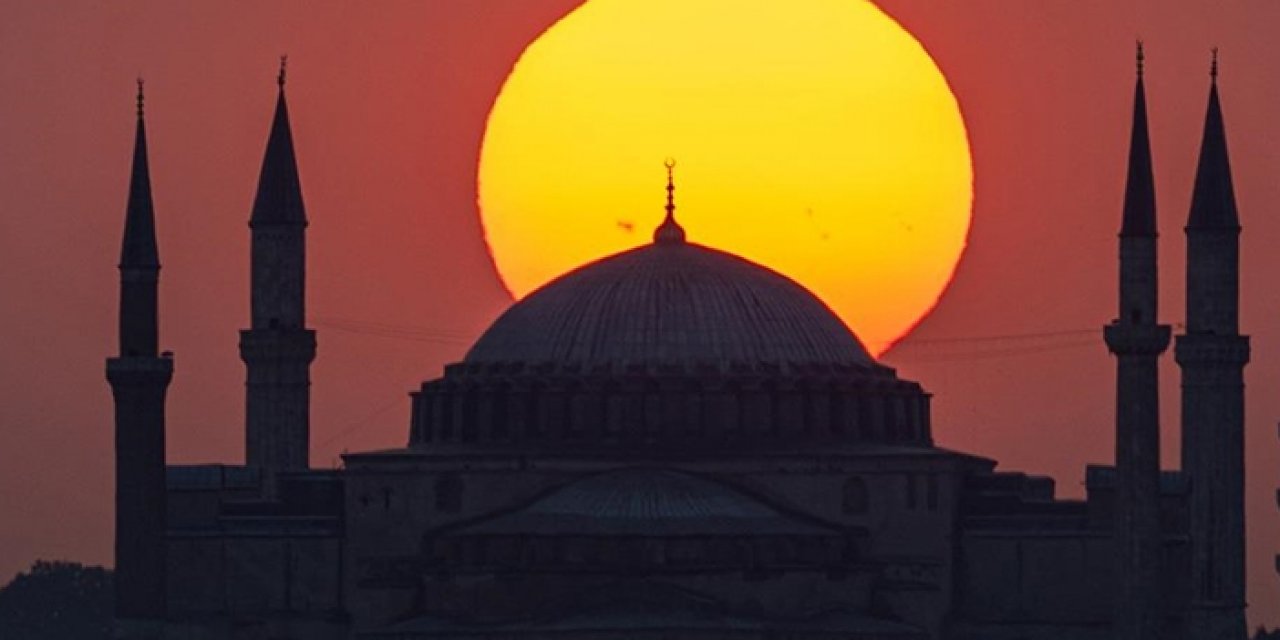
[478,0,972,356]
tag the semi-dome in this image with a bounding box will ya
[466,240,874,369]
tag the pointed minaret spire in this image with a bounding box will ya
[1187,49,1238,232]
[118,77,161,360]
[250,56,306,227]
[1120,42,1156,239]
[653,158,686,244]
[121,78,159,274]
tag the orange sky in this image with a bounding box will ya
[2,0,1279,627]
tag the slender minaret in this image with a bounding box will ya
[240,58,316,484]
[1104,44,1171,640]
[1176,50,1250,640]
[106,80,173,622]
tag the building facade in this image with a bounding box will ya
[108,56,1248,640]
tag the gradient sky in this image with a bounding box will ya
[2,0,1279,627]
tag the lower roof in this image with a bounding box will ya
[439,468,839,538]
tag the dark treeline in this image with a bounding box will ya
[0,561,112,639]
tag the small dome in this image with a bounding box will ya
[466,241,874,368]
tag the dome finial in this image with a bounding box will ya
[654,158,686,244]
[1136,40,1144,78]
[136,77,145,118]
[1210,47,1218,81]
[278,54,288,88]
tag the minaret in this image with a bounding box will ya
[240,58,316,484]
[1103,44,1170,640]
[106,80,173,622]
[1175,50,1250,640]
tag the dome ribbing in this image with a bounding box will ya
[466,241,874,369]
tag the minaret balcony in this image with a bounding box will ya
[1104,323,1171,356]
[238,328,317,362]
[1174,333,1250,366]
[106,355,174,387]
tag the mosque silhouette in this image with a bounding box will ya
[108,51,1250,640]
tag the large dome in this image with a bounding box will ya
[466,239,874,368]
[408,216,931,452]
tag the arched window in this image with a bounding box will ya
[842,476,869,515]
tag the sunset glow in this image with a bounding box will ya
[478,0,972,355]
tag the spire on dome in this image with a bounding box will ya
[653,158,686,244]
[121,78,159,268]
[1186,50,1239,231]
[250,57,306,226]
[1120,42,1156,237]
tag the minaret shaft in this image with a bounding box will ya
[1107,319,1168,640]
[1105,60,1169,640]
[108,358,172,618]
[119,273,159,356]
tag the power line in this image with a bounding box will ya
[313,315,474,337]
[316,393,407,450]
[893,328,1097,346]
[307,320,1123,451]
[312,315,1186,363]
[887,337,1100,364]
[313,315,473,345]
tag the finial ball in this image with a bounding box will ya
[135,77,145,117]
[278,54,288,88]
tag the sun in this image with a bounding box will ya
[477,0,972,356]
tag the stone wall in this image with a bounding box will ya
[165,535,344,639]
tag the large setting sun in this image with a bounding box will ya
[478,0,972,356]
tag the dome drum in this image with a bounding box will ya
[408,365,932,450]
